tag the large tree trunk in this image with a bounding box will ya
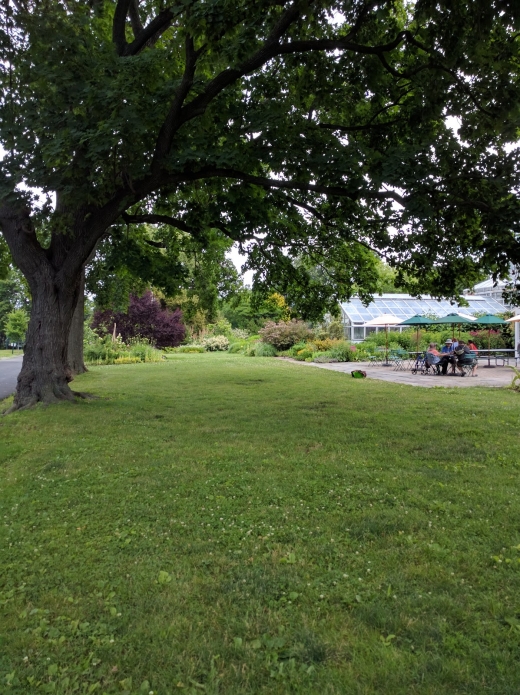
[67,268,87,376]
[0,202,92,410]
[13,272,81,410]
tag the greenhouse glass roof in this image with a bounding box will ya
[340,294,507,324]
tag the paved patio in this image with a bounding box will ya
[279,358,515,388]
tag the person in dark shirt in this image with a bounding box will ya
[454,340,473,376]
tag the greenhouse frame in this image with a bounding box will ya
[340,294,508,342]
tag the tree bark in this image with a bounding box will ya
[67,268,87,376]
[0,202,91,410]
[13,271,81,409]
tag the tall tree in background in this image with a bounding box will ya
[1,1,520,409]
[0,265,31,345]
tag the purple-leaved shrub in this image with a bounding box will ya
[259,320,312,350]
[92,291,185,348]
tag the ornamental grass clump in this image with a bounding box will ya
[254,342,277,357]
[259,320,312,350]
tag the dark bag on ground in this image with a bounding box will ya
[351,370,367,378]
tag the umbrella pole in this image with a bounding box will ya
[483,325,495,368]
[385,324,389,365]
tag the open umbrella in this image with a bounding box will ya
[433,312,477,339]
[398,315,434,355]
[472,314,506,368]
[364,313,402,366]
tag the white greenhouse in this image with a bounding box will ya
[340,294,508,342]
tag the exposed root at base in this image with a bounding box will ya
[4,399,37,414]
[72,391,99,400]
[3,391,99,414]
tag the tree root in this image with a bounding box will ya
[72,391,99,400]
[3,391,99,414]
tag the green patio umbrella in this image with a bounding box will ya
[433,313,477,339]
[398,315,434,354]
[472,314,506,368]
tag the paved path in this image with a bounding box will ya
[278,358,514,388]
[0,355,22,400]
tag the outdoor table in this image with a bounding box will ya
[475,349,517,367]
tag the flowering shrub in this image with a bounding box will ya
[294,347,314,361]
[202,335,230,351]
[231,328,250,340]
[313,338,343,352]
[259,320,312,350]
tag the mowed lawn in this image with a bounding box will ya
[1,354,520,695]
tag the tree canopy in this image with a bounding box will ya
[1,0,520,407]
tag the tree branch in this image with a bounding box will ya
[124,7,175,56]
[112,0,132,56]
[174,1,303,130]
[152,35,201,174]
[128,0,144,38]
[319,119,401,133]
[122,212,194,234]
[173,167,408,206]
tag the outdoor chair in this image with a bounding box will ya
[368,352,381,366]
[457,352,478,376]
[423,352,441,375]
[391,348,409,371]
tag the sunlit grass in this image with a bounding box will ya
[1,353,520,694]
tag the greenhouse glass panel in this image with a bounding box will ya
[339,293,507,341]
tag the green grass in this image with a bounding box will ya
[1,353,520,695]
[0,349,22,359]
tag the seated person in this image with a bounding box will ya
[467,339,478,376]
[439,339,455,375]
[453,340,474,376]
[425,343,441,373]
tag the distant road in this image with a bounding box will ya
[0,355,23,400]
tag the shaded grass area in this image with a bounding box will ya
[1,353,520,694]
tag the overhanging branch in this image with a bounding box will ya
[174,167,409,207]
[122,212,193,234]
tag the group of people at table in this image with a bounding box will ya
[424,338,478,376]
